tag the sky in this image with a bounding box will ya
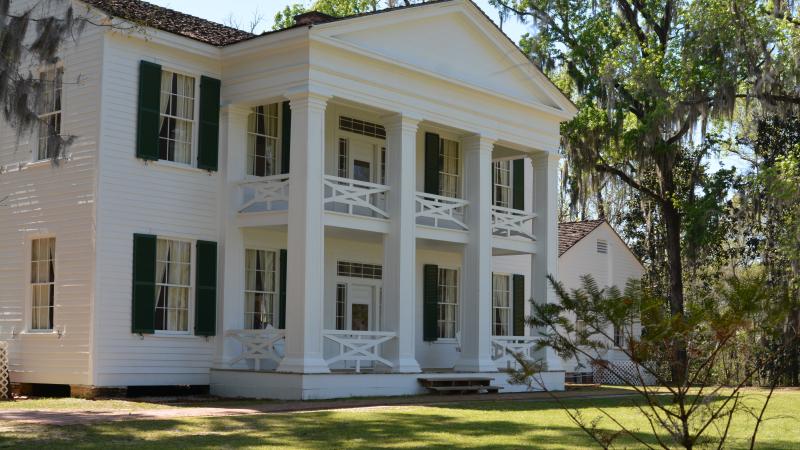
[145,0,531,44]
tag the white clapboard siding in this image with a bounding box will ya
[92,34,223,386]
[0,3,105,385]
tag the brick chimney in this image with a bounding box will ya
[293,11,336,26]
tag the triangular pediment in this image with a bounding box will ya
[315,1,573,115]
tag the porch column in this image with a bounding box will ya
[383,114,422,373]
[531,151,563,371]
[277,91,331,373]
[454,134,497,373]
[217,105,250,368]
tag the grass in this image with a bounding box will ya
[0,389,798,449]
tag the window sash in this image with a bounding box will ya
[36,67,63,161]
[158,71,195,164]
[338,138,349,178]
[30,237,55,330]
[493,161,512,208]
[438,138,461,198]
[492,274,512,336]
[336,284,347,330]
[247,104,280,177]
[244,249,278,329]
[155,239,192,332]
[437,268,459,339]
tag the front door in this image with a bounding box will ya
[349,139,375,183]
[348,284,373,331]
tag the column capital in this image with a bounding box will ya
[383,113,421,133]
[221,104,252,119]
[463,133,497,154]
[531,150,561,166]
[284,88,331,110]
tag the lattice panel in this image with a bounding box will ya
[0,342,9,400]
[593,360,657,386]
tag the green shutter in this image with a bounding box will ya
[513,274,525,336]
[423,264,439,342]
[136,61,161,161]
[513,159,525,210]
[132,234,157,334]
[197,76,221,171]
[194,240,217,336]
[279,249,288,329]
[424,132,440,195]
[281,101,291,174]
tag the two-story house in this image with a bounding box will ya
[0,0,576,399]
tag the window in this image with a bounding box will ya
[36,67,63,161]
[155,238,191,332]
[247,104,280,177]
[492,274,512,336]
[380,147,386,185]
[336,284,347,330]
[338,138,349,178]
[597,239,608,254]
[158,71,195,164]
[339,116,386,139]
[244,249,277,329]
[437,268,459,339]
[575,319,588,345]
[30,237,56,330]
[439,138,461,198]
[613,324,624,348]
[337,261,382,280]
[493,160,512,208]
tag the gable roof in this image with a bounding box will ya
[80,0,254,46]
[558,219,605,256]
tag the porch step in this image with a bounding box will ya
[417,377,502,395]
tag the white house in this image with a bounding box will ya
[557,220,645,383]
[0,0,577,399]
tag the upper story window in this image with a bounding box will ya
[244,249,278,329]
[30,237,56,330]
[155,238,192,332]
[493,160,512,208]
[597,239,608,254]
[158,71,195,164]
[247,104,280,177]
[492,274,512,336]
[439,138,461,198]
[36,67,63,161]
[437,267,459,339]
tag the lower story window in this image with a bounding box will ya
[30,237,56,330]
[155,238,191,332]
[244,249,277,329]
[492,274,512,336]
[437,268,459,339]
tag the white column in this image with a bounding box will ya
[382,114,422,373]
[454,134,497,373]
[277,91,330,373]
[531,151,563,371]
[217,105,250,368]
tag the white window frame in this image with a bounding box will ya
[157,68,199,167]
[246,103,282,177]
[492,160,513,208]
[153,236,195,335]
[438,137,462,199]
[243,247,280,329]
[27,236,57,332]
[436,266,460,340]
[34,65,64,162]
[491,273,513,337]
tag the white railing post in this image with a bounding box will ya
[323,175,390,218]
[491,205,537,240]
[414,192,469,230]
[322,330,397,373]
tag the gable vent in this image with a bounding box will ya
[596,239,608,254]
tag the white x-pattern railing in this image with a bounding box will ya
[239,175,290,213]
[492,206,536,240]
[323,175,389,219]
[323,329,396,373]
[491,336,541,370]
[226,326,285,371]
[415,192,469,230]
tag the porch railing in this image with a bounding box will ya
[323,329,396,373]
[239,175,290,213]
[491,335,541,370]
[415,192,469,230]
[226,327,285,371]
[323,175,389,219]
[491,206,536,240]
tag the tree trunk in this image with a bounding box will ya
[662,196,688,385]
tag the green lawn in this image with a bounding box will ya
[1,390,798,449]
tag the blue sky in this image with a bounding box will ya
[146,0,530,44]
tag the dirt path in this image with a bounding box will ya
[0,388,640,426]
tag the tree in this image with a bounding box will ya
[491,0,800,384]
[272,0,419,30]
